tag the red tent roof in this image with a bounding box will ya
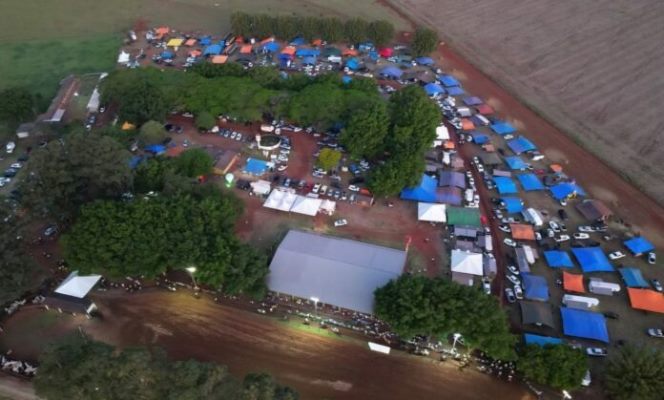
[563,272,585,293]
[378,47,393,57]
[510,223,536,241]
[627,288,664,313]
[476,104,494,115]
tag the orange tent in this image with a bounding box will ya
[185,38,197,46]
[550,164,563,173]
[443,140,456,150]
[627,288,664,313]
[563,272,585,293]
[240,44,253,54]
[281,46,296,55]
[211,55,228,64]
[342,48,358,56]
[189,49,202,57]
[312,38,323,47]
[460,119,475,131]
[260,37,275,45]
[154,26,169,40]
[509,223,536,241]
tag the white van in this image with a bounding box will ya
[465,189,474,203]
[563,295,599,309]
[6,141,16,153]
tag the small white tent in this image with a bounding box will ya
[55,271,102,299]
[451,250,483,276]
[418,203,446,222]
[250,180,271,196]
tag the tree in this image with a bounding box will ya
[195,111,216,131]
[320,17,344,43]
[604,345,664,400]
[344,18,370,44]
[287,83,344,129]
[242,373,299,400]
[412,27,439,56]
[221,243,269,298]
[134,156,173,193]
[0,87,35,128]
[368,155,424,197]
[374,275,516,360]
[139,120,168,145]
[20,132,132,220]
[340,100,389,159]
[0,204,36,304]
[517,344,587,390]
[369,20,395,47]
[102,73,169,125]
[387,85,439,154]
[175,148,213,177]
[316,148,341,171]
[231,12,253,37]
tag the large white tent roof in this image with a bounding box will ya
[268,230,406,314]
[264,189,297,212]
[418,202,446,222]
[54,271,102,299]
[451,250,484,276]
[290,196,322,216]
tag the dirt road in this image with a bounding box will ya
[0,376,39,400]
[381,1,664,248]
[82,290,532,400]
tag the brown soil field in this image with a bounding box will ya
[390,0,664,205]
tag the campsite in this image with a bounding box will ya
[0,4,663,400]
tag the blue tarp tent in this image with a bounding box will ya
[145,145,166,154]
[290,37,305,46]
[446,86,465,96]
[518,173,545,191]
[302,56,316,65]
[439,75,460,87]
[463,96,483,106]
[490,121,516,135]
[278,53,293,61]
[438,171,466,188]
[358,42,374,52]
[203,44,222,56]
[619,268,650,288]
[494,177,518,194]
[624,237,655,255]
[438,187,462,205]
[401,174,438,203]
[295,48,320,57]
[416,56,434,65]
[160,51,174,59]
[243,158,269,176]
[199,36,212,46]
[522,273,549,301]
[504,156,528,170]
[424,83,445,96]
[524,334,563,347]
[262,41,280,53]
[368,50,379,60]
[571,247,614,272]
[345,58,360,70]
[544,250,574,268]
[561,308,609,343]
[470,131,489,144]
[379,66,403,78]
[551,183,586,200]
[501,197,524,213]
[507,136,537,154]
[129,155,144,169]
[341,75,352,84]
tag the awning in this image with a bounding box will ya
[563,272,585,293]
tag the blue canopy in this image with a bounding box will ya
[446,86,465,96]
[358,42,374,52]
[217,40,226,48]
[507,136,537,154]
[561,308,609,343]
[262,41,280,53]
[518,173,545,191]
[544,250,574,268]
[619,268,650,288]
[470,131,489,144]
[463,96,483,106]
[302,56,317,65]
[490,121,516,135]
[416,56,434,65]
[379,66,403,78]
[129,155,144,169]
[624,237,655,255]
[345,57,360,70]
[401,174,438,202]
[504,156,528,170]
[438,187,462,205]
[524,334,563,347]
[368,50,379,60]
[278,53,293,61]
[501,197,524,213]
[199,36,212,46]
[290,36,305,46]
[160,51,174,59]
[571,247,614,272]
[295,48,320,57]
[522,273,549,301]
[341,75,352,84]
[145,144,166,154]
[203,44,222,56]
[494,176,518,194]
[439,75,460,87]
[424,83,445,96]
[551,182,586,200]
[243,158,269,176]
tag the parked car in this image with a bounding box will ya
[348,185,360,192]
[652,279,663,293]
[549,220,561,232]
[505,288,516,303]
[506,274,520,285]
[334,219,348,227]
[312,183,321,194]
[609,251,626,260]
[578,225,594,233]
[647,328,664,338]
[513,284,524,300]
[499,224,511,233]
[507,265,519,275]
[554,235,570,243]
[10,162,22,169]
[603,311,619,320]
[482,278,491,295]
[43,225,58,237]
[586,348,608,357]
[573,233,590,240]
[648,252,656,265]
[504,238,517,247]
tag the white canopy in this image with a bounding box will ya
[55,271,102,299]
[290,196,322,216]
[319,199,336,215]
[451,250,483,276]
[264,189,297,212]
[436,125,450,140]
[250,180,272,196]
[418,203,446,222]
[117,51,130,64]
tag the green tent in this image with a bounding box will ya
[446,207,482,228]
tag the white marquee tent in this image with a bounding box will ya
[264,189,297,212]
[417,203,446,222]
[55,271,102,299]
[451,250,484,276]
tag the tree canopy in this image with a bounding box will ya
[604,345,664,400]
[19,131,132,220]
[195,111,217,131]
[34,335,297,400]
[374,275,516,360]
[0,204,36,304]
[174,148,214,178]
[411,27,439,56]
[0,87,36,129]
[138,120,168,145]
[102,72,169,125]
[340,99,389,160]
[316,148,342,171]
[517,344,587,390]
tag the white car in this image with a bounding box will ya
[549,220,561,232]
[609,251,626,260]
[507,265,519,275]
[499,224,511,233]
[573,233,590,240]
[10,162,22,169]
[507,274,520,285]
[277,165,288,172]
[647,328,664,338]
[578,225,594,233]
[586,348,607,357]
[482,278,492,295]
[555,235,570,243]
[503,238,517,247]
[320,185,328,195]
[505,288,516,303]
[513,284,524,300]
[648,252,656,265]
[312,183,321,194]
[348,185,360,192]
[334,219,348,227]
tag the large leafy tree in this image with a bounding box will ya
[0,87,35,128]
[195,111,217,131]
[287,83,344,129]
[369,20,395,47]
[138,120,168,145]
[411,27,439,56]
[517,344,587,390]
[375,275,516,360]
[242,373,299,400]
[340,100,389,159]
[20,131,132,220]
[316,148,341,171]
[604,345,664,400]
[175,148,213,177]
[102,72,169,125]
[0,204,36,303]
[344,18,370,44]
[387,85,439,154]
